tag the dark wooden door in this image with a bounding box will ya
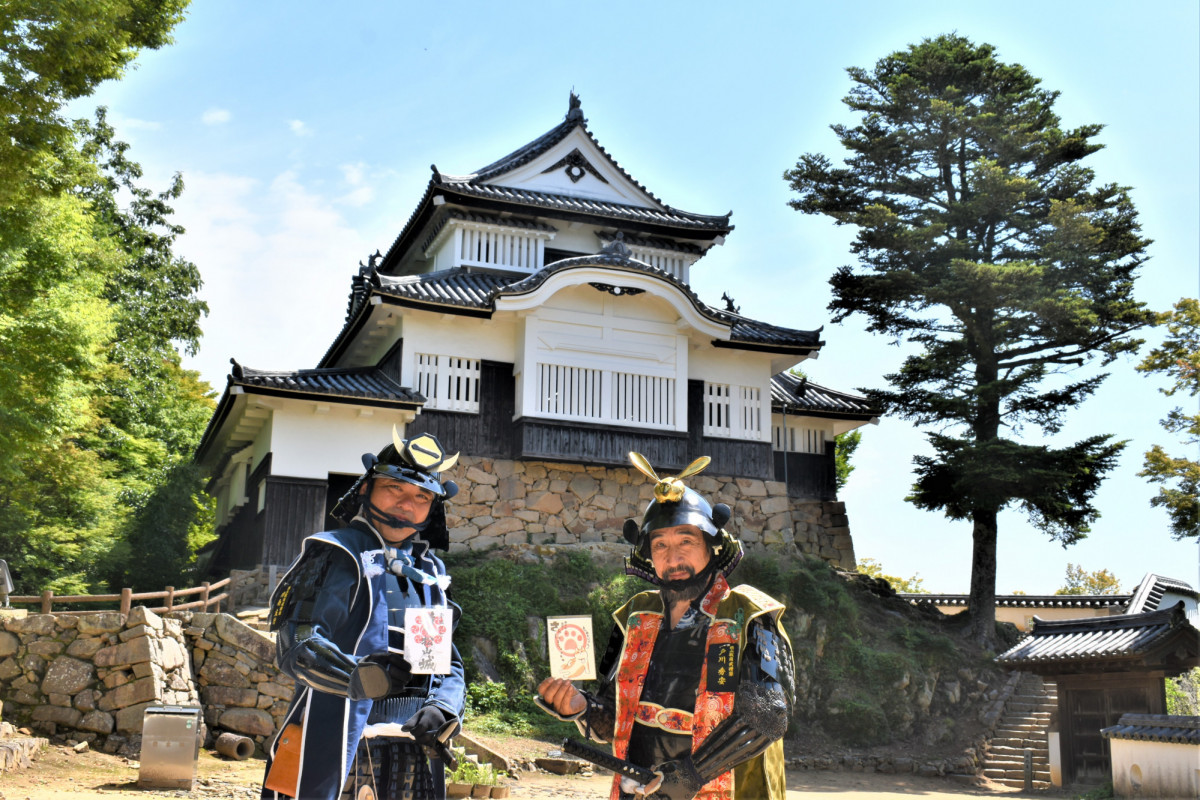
[1063,684,1157,784]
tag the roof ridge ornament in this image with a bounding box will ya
[567,90,583,122]
[600,232,632,259]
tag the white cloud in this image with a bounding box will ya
[174,169,371,391]
[113,115,162,131]
[202,108,232,125]
[289,119,311,137]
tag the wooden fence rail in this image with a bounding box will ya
[3,576,236,616]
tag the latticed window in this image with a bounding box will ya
[415,354,480,413]
[772,421,827,454]
[536,363,675,428]
[703,382,764,440]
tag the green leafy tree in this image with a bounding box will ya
[857,557,926,593]
[1136,298,1199,539]
[0,5,208,594]
[0,0,189,204]
[834,430,862,492]
[786,34,1154,646]
[1055,563,1122,595]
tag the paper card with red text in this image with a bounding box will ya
[547,615,596,681]
[404,607,452,674]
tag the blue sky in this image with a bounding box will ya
[73,1,1199,594]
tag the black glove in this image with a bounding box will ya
[401,705,461,767]
[648,757,704,800]
[348,652,413,701]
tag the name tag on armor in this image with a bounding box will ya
[706,643,738,692]
[404,607,452,674]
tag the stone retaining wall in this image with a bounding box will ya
[0,607,292,757]
[445,456,856,569]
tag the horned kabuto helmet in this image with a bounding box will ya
[622,452,743,584]
[333,427,460,548]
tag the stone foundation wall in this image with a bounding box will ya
[0,607,293,757]
[445,456,856,569]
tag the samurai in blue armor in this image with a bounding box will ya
[261,428,467,800]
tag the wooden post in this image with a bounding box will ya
[120,588,132,616]
[165,586,175,611]
[228,572,238,613]
[40,590,52,614]
[201,582,211,611]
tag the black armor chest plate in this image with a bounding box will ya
[626,615,709,770]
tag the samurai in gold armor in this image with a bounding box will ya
[536,454,795,800]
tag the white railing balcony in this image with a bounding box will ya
[537,363,675,428]
[416,353,480,413]
[703,382,765,440]
[772,422,827,454]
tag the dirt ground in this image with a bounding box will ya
[0,739,1074,800]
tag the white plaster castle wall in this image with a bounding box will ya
[1108,738,1199,799]
[268,400,416,479]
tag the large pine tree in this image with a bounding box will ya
[786,34,1154,646]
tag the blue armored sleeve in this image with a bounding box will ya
[271,543,362,696]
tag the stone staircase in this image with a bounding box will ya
[983,673,1057,789]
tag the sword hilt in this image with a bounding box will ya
[560,738,657,785]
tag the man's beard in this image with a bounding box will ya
[660,566,714,606]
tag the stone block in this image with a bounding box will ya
[526,492,563,515]
[66,637,104,659]
[114,701,157,734]
[102,669,132,689]
[32,704,81,728]
[205,685,258,707]
[158,636,188,671]
[465,466,498,486]
[568,475,598,501]
[118,624,153,642]
[449,526,478,543]
[257,681,293,700]
[760,496,791,515]
[126,607,164,630]
[471,485,498,503]
[40,656,95,695]
[26,640,64,657]
[99,675,162,711]
[6,615,56,636]
[74,689,99,712]
[479,518,524,538]
[219,707,275,737]
[214,614,274,662]
[201,661,250,688]
[0,631,19,658]
[78,710,115,734]
[470,536,501,551]
[94,634,156,667]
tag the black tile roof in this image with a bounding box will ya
[770,371,876,418]
[1127,573,1200,613]
[1102,714,1200,745]
[231,362,424,404]
[996,602,1198,668]
[445,96,728,230]
[431,181,731,230]
[905,594,1131,610]
[366,242,823,355]
[379,98,732,272]
[597,230,703,256]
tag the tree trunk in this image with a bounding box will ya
[966,509,999,649]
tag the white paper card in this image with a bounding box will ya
[547,615,596,681]
[403,607,452,674]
